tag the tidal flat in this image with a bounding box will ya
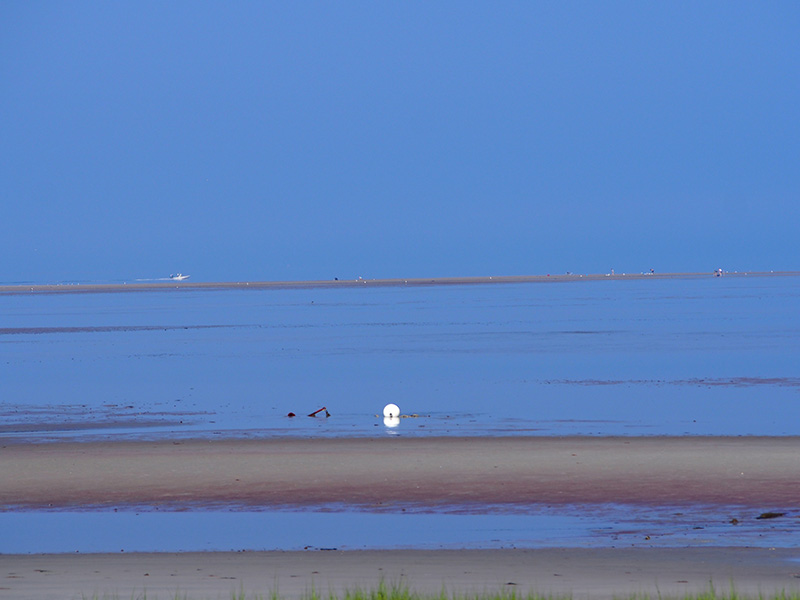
[2,273,799,599]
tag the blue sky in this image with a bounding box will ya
[2,1,798,283]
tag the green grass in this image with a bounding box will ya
[81,583,800,600]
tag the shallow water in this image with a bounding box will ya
[2,276,799,440]
[2,276,799,553]
[2,504,798,554]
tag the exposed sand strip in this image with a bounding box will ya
[2,548,800,600]
[2,437,798,509]
[1,270,797,295]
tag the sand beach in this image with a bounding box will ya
[3,547,800,600]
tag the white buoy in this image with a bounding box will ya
[383,403,400,418]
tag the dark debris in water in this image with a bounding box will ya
[756,512,786,520]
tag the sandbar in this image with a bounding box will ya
[1,270,797,295]
[2,436,798,509]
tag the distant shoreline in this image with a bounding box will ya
[1,270,798,295]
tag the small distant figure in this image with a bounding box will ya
[611,269,615,275]
[716,268,723,277]
[650,268,655,274]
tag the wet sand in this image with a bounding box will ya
[2,436,799,509]
[3,547,800,600]
[1,270,797,295]
[3,436,800,599]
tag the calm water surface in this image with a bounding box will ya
[2,504,798,553]
[3,276,798,440]
[2,276,799,553]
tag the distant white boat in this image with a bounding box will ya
[169,273,190,281]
